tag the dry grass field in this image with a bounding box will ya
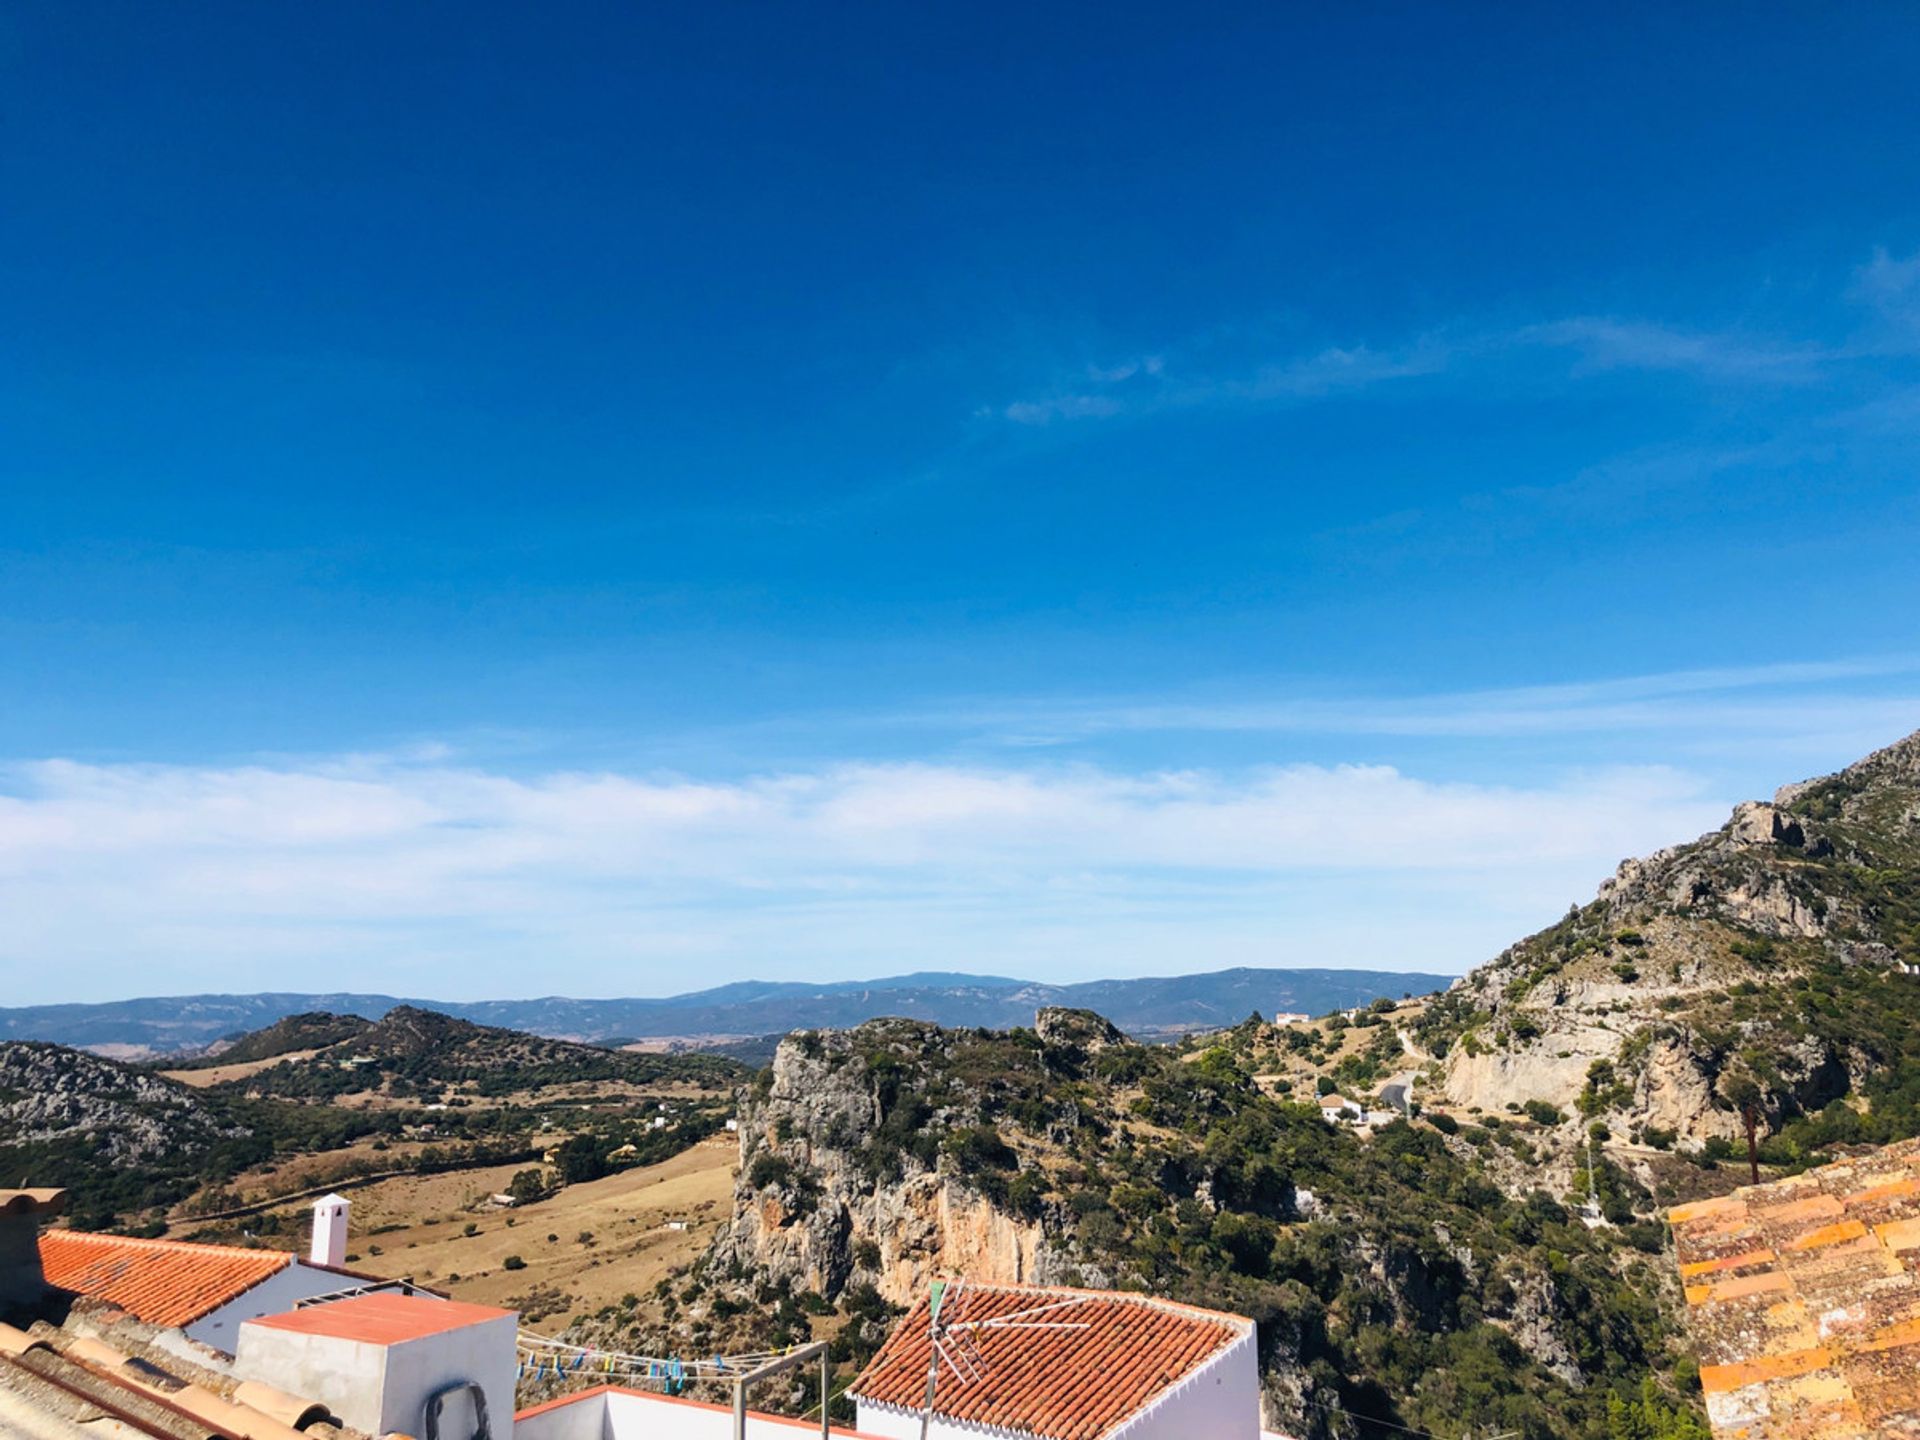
[309,1139,739,1327]
[160,1051,326,1087]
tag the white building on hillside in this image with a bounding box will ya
[1317,1093,1364,1124]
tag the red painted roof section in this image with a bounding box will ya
[246,1291,511,1344]
[849,1285,1248,1440]
[38,1230,292,1328]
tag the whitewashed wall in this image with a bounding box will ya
[236,1310,517,1440]
[1110,1324,1259,1440]
[516,1386,880,1440]
[189,1262,379,1354]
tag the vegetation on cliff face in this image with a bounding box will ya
[640,733,1920,1439]
[1418,728,1920,1150]
[670,1010,1692,1440]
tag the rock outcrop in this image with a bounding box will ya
[0,1041,245,1166]
[708,1019,1064,1307]
[1426,727,1920,1147]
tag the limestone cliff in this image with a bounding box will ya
[0,1041,245,1166]
[687,1006,1683,1440]
[707,1014,1086,1306]
[1423,728,1920,1146]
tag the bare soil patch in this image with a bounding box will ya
[330,1140,737,1328]
[161,1051,323,1087]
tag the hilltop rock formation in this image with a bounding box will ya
[1424,728,1920,1147]
[708,1018,1065,1305]
[0,1041,245,1166]
[694,1008,1683,1440]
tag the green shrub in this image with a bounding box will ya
[749,1153,795,1189]
[943,1125,1017,1174]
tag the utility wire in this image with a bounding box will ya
[516,1330,796,1382]
[1289,1393,1473,1440]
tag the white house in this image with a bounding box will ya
[36,1197,425,1356]
[847,1283,1262,1440]
[237,1292,516,1440]
[1317,1094,1364,1125]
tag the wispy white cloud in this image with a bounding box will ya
[997,336,1455,424]
[1519,318,1829,383]
[0,750,1733,1002]
[1848,247,1920,349]
[989,258,1905,425]
[889,657,1920,751]
[1851,247,1920,312]
[1002,393,1126,425]
[1219,340,1456,399]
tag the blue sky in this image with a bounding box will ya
[3,4,1919,1004]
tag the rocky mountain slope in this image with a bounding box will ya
[3,1009,738,1230]
[683,1010,1685,1440]
[0,967,1452,1055]
[1420,728,1920,1150]
[0,1041,243,1167]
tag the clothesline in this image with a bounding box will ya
[515,1329,811,1392]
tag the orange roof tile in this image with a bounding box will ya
[1669,1136,1920,1440]
[848,1284,1248,1440]
[0,1320,320,1440]
[39,1231,293,1329]
[245,1292,510,1345]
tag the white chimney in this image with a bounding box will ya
[310,1194,349,1268]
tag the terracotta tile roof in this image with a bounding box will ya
[0,1314,351,1440]
[244,1291,510,1345]
[38,1231,293,1329]
[1668,1136,1920,1440]
[848,1284,1249,1440]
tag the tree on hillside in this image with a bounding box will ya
[553,1135,609,1185]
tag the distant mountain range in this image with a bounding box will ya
[0,967,1454,1057]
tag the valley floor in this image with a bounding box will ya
[208,1138,738,1329]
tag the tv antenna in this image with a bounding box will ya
[915,1280,1091,1440]
[1579,1125,1609,1229]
